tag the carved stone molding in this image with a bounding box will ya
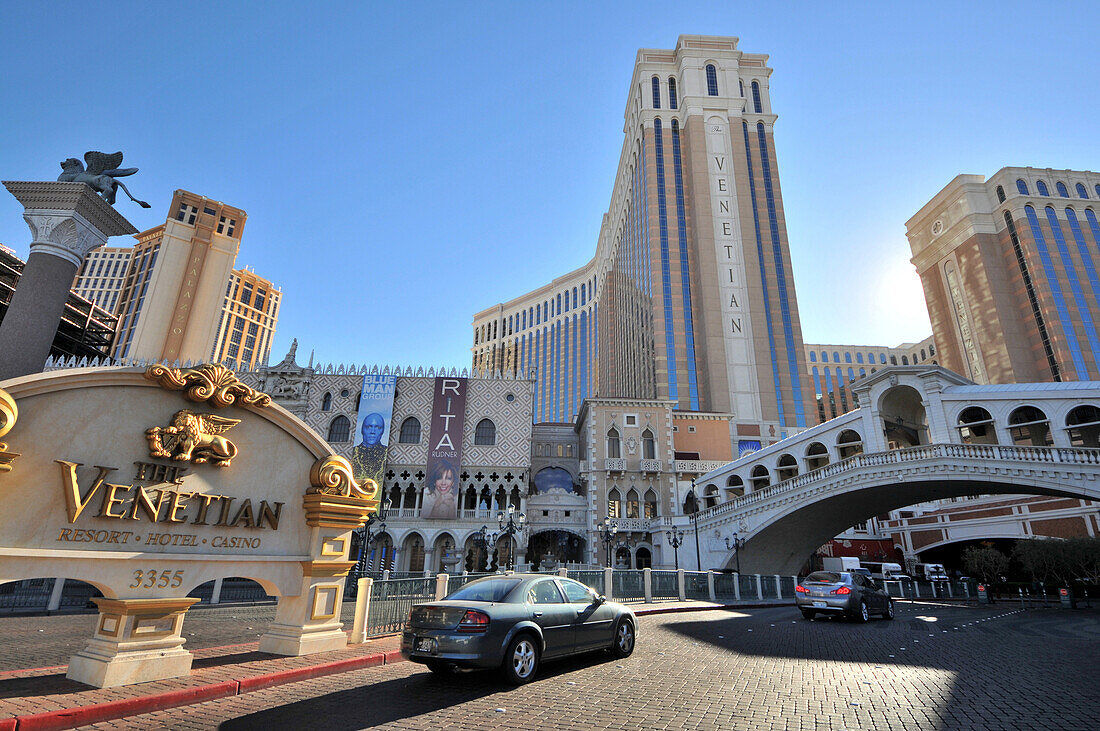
[0,387,18,473]
[145,364,272,409]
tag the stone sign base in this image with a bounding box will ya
[67,597,200,688]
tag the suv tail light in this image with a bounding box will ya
[795,585,808,593]
[832,586,851,595]
[457,609,491,633]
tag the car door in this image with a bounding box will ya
[525,578,575,658]
[559,578,616,651]
[855,574,884,611]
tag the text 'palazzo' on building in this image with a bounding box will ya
[472,35,814,435]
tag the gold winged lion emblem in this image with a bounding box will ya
[146,410,241,467]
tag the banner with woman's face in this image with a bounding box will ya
[423,377,467,519]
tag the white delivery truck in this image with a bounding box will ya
[863,561,909,581]
[822,557,862,572]
[915,563,949,581]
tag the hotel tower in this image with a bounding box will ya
[473,35,814,434]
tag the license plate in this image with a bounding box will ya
[812,601,827,608]
[415,637,436,653]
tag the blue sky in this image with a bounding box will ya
[1,2,1097,369]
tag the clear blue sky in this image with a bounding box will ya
[1,2,1097,369]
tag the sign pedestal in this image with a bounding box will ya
[67,597,199,688]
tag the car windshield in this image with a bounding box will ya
[445,578,521,603]
[805,571,844,583]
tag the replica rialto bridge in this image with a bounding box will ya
[687,366,1100,575]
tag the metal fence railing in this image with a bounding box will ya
[365,577,436,637]
[740,573,761,600]
[714,572,738,600]
[651,570,679,601]
[685,572,710,600]
[779,576,796,597]
[760,575,778,599]
[568,569,605,595]
[613,570,646,602]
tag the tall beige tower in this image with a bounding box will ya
[113,190,246,363]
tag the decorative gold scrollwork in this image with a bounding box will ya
[0,387,20,473]
[146,409,241,467]
[308,455,378,500]
[145,363,271,409]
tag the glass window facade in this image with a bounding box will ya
[653,118,678,403]
[706,64,718,96]
[668,77,677,109]
[1037,180,1050,196]
[1057,182,1070,198]
[1025,205,1087,378]
[1077,183,1089,199]
[671,119,699,409]
[751,81,762,113]
[651,76,661,108]
[1017,179,1029,195]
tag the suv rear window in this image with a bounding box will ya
[805,572,843,583]
[445,578,521,603]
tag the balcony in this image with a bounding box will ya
[605,458,626,472]
[639,459,662,473]
[673,459,730,474]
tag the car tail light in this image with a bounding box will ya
[457,609,491,633]
[832,586,851,595]
[795,585,808,593]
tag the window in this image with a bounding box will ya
[1095,184,1100,199]
[751,81,762,113]
[806,442,829,470]
[474,418,496,445]
[327,415,351,442]
[607,428,621,458]
[750,465,770,491]
[776,454,798,481]
[642,429,655,459]
[626,489,639,518]
[996,185,1006,203]
[644,489,657,518]
[1056,182,1070,198]
[738,78,744,97]
[176,203,198,225]
[608,489,621,518]
[706,64,718,96]
[856,352,863,364]
[1008,406,1052,446]
[844,352,852,363]
[1037,180,1050,196]
[837,430,863,459]
[1066,404,1100,447]
[340,389,349,398]
[833,351,840,362]
[809,351,816,362]
[399,417,421,444]
[651,76,661,108]
[668,77,678,109]
[217,216,237,236]
[203,207,217,216]
[1077,183,1089,199]
[321,392,332,411]
[901,355,909,365]
[1017,179,1029,195]
[527,580,565,604]
[560,579,595,603]
[625,414,637,426]
[821,351,828,362]
[957,406,997,444]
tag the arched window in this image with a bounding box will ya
[398,417,421,444]
[1095,184,1100,199]
[844,352,852,363]
[1008,406,1052,447]
[644,489,658,518]
[855,352,863,364]
[327,415,351,442]
[668,77,677,109]
[920,349,926,361]
[821,351,829,362]
[651,76,661,108]
[706,64,718,96]
[957,406,997,445]
[725,474,745,498]
[837,430,863,459]
[833,351,840,362]
[321,392,332,411]
[750,465,770,491]
[354,392,362,411]
[1066,404,1100,447]
[890,355,898,365]
[805,442,829,471]
[996,185,1006,203]
[642,428,655,459]
[1036,180,1050,196]
[1056,181,1070,198]
[776,454,798,482]
[809,351,816,362]
[606,427,621,458]
[879,353,887,364]
[901,355,909,365]
[608,489,621,518]
[1077,183,1089,199]
[474,418,496,445]
[626,489,640,518]
[701,484,720,509]
[859,368,866,377]
[750,81,762,113]
[738,78,744,97]
[1017,179,1029,195]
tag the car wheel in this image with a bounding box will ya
[856,600,870,623]
[425,660,456,676]
[800,610,815,620]
[883,599,895,620]
[610,618,635,658]
[501,633,539,685]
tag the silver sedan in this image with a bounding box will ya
[401,574,637,684]
[795,570,895,622]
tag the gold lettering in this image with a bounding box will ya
[129,486,171,522]
[257,501,283,530]
[168,492,193,523]
[56,461,118,523]
[99,483,130,519]
[230,499,256,528]
[215,497,236,526]
[193,494,221,525]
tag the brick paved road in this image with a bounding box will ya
[73,601,1099,730]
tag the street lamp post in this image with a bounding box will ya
[724,533,746,574]
[666,529,685,571]
[473,524,498,572]
[597,519,619,568]
[354,496,391,578]
[497,504,527,571]
[690,478,702,570]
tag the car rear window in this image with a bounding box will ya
[806,571,843,583]
[445,578,521,603]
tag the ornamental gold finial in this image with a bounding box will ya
[308,455,379,501]
[145,363,271,409]
[0,387,19,473]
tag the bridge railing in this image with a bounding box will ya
[694,442,1100,523]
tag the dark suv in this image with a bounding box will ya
[795,571,895,622]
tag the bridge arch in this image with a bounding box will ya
[878,384,927,448]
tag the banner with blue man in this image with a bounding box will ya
[350,373,398,491]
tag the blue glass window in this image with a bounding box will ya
[706,65,718,96]
[1037,180,1050,196]
[844,352,852,363]
[671,119,699,409]
[1017,179,1029,195]
[856,352,864,364]
[1025,205,1088,378]
[1096,185,1100,199]
[820,351,828,362]
[1065,207,1100,373]
[1057,182,1070,198]
[668,77,677,109]
[809,351,816,362]
[996,185,1006,203]
[1077,183,1089,199]
[833,351,840,362]
[572,287,577,308]
[651,76,661,109]
[653,118,678,402]
[751,81,762,113]
[859,368,866,377]
[880,353,887,364]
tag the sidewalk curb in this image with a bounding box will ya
[3,602,792,729]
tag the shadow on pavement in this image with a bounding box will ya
[218,650,619,730]
[0,673,84,699]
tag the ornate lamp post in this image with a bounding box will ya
[354,496,391,578]
[473,524,498,572]
[666,529,685,571]
[725,533,746,574]
[597,518,619,568]
[497,504,526,571]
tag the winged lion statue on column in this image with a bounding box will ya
[58,151,151,208]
